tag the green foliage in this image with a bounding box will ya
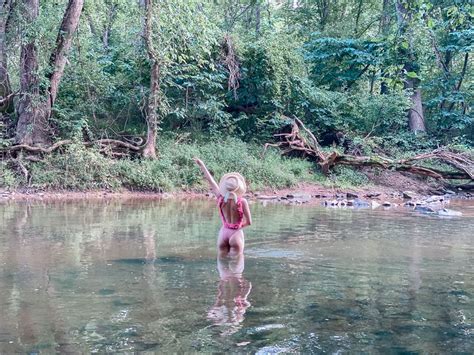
[1,139,319,192]
[28,144,122,190]
[2,0,473,193]
[0,162,20,189]
[329,166,370,188]
[304,37,384,90]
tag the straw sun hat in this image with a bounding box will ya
[219,172,246,201]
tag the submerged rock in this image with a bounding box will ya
[425,195,445,204]
[437,208,463,217]
[371,201,381,209]
[353,199,370,208]
[414,206,436,214]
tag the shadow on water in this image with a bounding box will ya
[0,198,473,352]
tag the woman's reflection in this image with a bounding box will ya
[207,254,252,336]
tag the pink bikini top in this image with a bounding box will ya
[217,195,244,229]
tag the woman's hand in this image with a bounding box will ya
[193,157,204,167]
[193,157,220,196]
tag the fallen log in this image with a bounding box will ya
[265,118,473,181]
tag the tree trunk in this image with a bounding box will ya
[0,0,12,112]
[46,0,84,111]
[16,0,84,145]
[142,0,159,159]
[379,0,391,95]
[102,1,117,51]
[395,0,426,133]
[407,85,425,133]
[16,0,49,145]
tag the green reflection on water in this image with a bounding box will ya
[0,199,473,353]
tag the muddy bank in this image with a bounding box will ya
[0,180,471,205]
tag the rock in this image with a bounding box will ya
[371,201,381,209]
[425,195,444,204]
[338,200,347,207]
[347,192,359,198]
[336,193,346,199]
[286,193,311,202]
[347,200,354,206]
[353,199,370,208]
[323,199,339,207]
[382,201,391,207]
[444,189,456,195]
[366,192,381,198]
[257,195,279,200]
[403,191,417,199]
[437,208,462,217]
[414,206,436,214]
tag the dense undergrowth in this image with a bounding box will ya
[2,138,368,192]
[2,134,472,192]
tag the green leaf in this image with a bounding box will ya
[406,71,419,79]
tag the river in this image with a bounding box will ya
[0,198,473,352]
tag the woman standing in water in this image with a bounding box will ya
[194,158,252,256]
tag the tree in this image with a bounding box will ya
[15,0,84,146]
[395,0,426,133]
[0,0,13,113]
[142,0,159,159]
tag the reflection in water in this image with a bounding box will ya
[208,254,252,336]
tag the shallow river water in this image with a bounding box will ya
[0,198,473,353]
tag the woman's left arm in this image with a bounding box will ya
[241,199,252,228]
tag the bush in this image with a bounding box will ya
[28,144,122,190]
[0,162,20,189]
[328,166,370,188]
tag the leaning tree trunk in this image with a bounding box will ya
[142,0,159,159]
[15,0,84,146]
[45,0,84,117]
[395,0,426,133]
[0,0,12,113]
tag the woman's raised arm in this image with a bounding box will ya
[194,158,220,196]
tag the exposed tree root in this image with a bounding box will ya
[1,138,144,159]
[265,118,473,181]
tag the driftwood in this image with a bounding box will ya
[265,118,474,181]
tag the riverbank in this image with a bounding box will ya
[1,174,471,205]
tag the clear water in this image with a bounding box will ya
[0,198,473,353]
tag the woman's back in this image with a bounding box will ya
[218,196,244,229]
